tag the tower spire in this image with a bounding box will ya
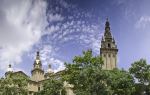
[33,51,42,69]
[36,51,40,60]
[31,51,44,82]
[104,18,112,40]
[48,64,51,69]
[105,18,110,30]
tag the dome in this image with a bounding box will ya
[47,64,53,73]
[7,64,13,72]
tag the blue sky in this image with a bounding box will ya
[0,0,150,77]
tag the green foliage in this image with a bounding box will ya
[107,69,135,95]
[0,72,29,95]
[64,50,110,95]
[1,50,150,95]
[129,59,150,84]
[129,59,150,94]
[38,78,65,95]
[64,50,137,95]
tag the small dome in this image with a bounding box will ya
[47,64,53,73]
[7,64,13,72]
[47,68,53,73]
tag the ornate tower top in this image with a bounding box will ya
[105,18,110,30]
[33,51,42,69]
[31,51,44,81]
[104,18,112,41]
[36,51,40,59]
[101,18,116,49]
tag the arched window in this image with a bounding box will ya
[108,43,111,48]
[104,54,106,57]
[113,54,115,57]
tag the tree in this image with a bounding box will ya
[0,72,29,95]
[64,50,111,95]
[129,59,150,95]
[107,69,135,95]
[63,50,136,95]
[38,78,65,95]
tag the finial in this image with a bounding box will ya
[106,17,108,21]
[105,18,110,30]
[47,63,53,73]
[37,51,39,56]
[35,51,41,65]
[36,51,40,60]
[9,64,11,68]
[48,64,51,69]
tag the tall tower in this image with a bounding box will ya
[100,19,118,70]
[31,51,44,82]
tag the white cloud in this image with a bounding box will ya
[31,0,103,73]
[0,0,103,74]
[45,15,102,55]
[48,14,64,22]
[59,0,70,8]
[43,25,60,36]
[40,45,53,65]
[135,16,150,29]
[0,0,48,70]
[39,45,65,73]
[49,58,65,73]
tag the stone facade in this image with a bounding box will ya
[27,51,75,95]
[5,51,75,95]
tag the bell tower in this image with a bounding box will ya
[31,51,44,82]
[100,19,118,70]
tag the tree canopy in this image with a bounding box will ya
[63,50,136,95]
[38,77,66,95]
[0,72,29,95]
[129,59,150,95]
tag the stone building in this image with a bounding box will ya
[100,19,118,70]
[4,18,118,95]
[5,51,74,95]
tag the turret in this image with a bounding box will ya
[5,64,13,78]
[45,64,54,79]
[31,51,44,82]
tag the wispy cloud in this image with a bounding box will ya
[135,16,150,29]
[44,9,102,53]
[37,0,103,72]
[27,0,103,73]
[0,0,47,70]
[48,14,64,22]
[0,0,103,73]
